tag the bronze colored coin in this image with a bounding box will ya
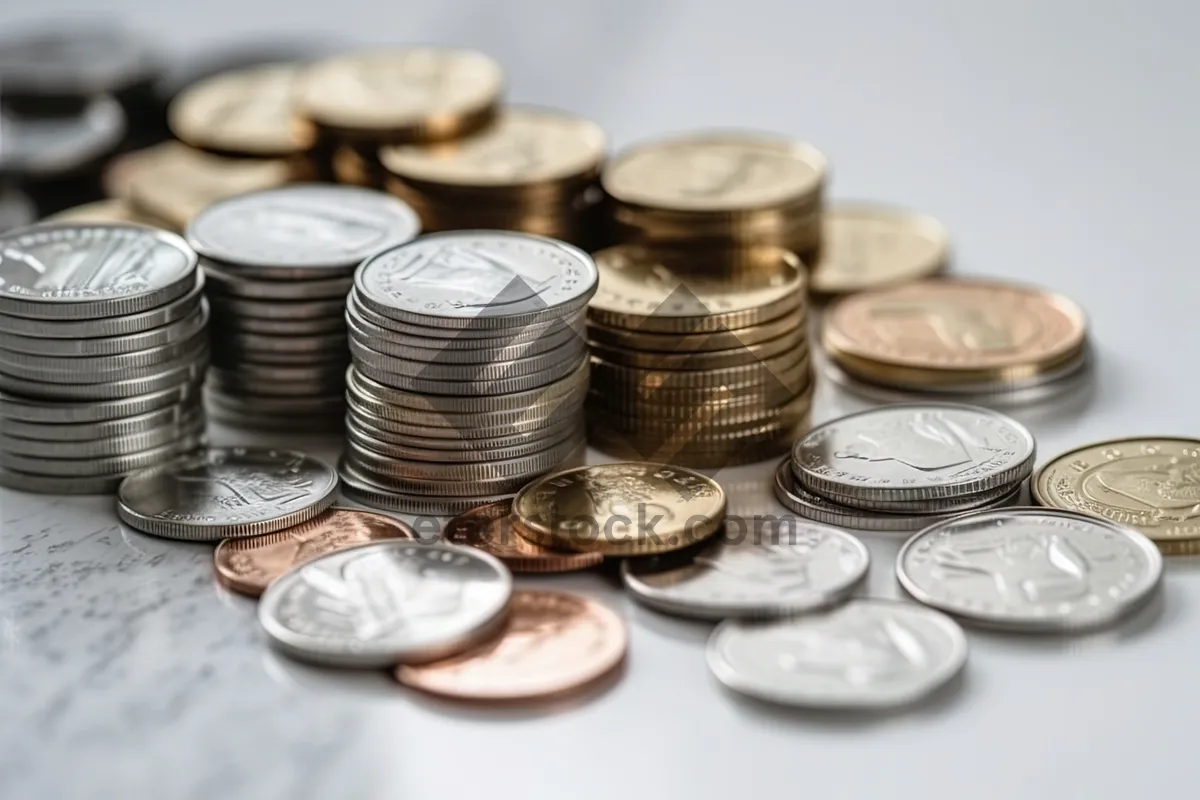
[297,48,502,140]
[42,199,170,227]
[395,589,626,701]
[513,462,725,556]
[212,507,416,596]
[1033,437,1200,543]
[168,62,314,157]
[443,500,603,573]
[810,202,949,294]
[822,277,1088,384]
[602,131,826,212]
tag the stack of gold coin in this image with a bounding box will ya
[296,48,503,188]
[820,276,1091,404]
[586,246,812,468]
[378,106,607,250]
[601,131,827,259]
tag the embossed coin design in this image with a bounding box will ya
[513,462,726,556]
[897,508,1163,631]
[443,500,604,573]
[707,599,967,709]
[622,518,869,619]
[117,448,340,540]
[810,203,950,295]
[395,589,626,700]
[258,540,512,668]
[213,507,416,596]
[1033,437,1200,543]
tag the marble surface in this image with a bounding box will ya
[4,1,1200,798]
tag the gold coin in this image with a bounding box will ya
[587,307,805,354]
[1033,437,1200,543]
[513,462,725,556]
[443,500,604,573]
[586,426,802,469]
[822,277,1087,385]
[297,48,502,140]
[103,145,171,200]
[589,324,806,370]
[42,199,170,227]
[810,203,949,294]
[168,63,314,157]
[602,131,825,212]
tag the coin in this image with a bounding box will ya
[395,589,625,700]
[213,507,416,596]
[1,431,202,477]
[792,403,1036,503]
[0,96,125,178]
[0,401,197,441]
[258,540,512,668]
[0,346,207,401]
[338,459,515,516]
[0,381,199,424]
[897,508,1163,631]
[443,500,604,573]
[117,447,339,540]
[706,599,967,709]
[41,198,170,226]
[0,329,207,382]
[513,462,726,556]
[0,24,158,99]
[809,203,949,295]
[0,410,203,457]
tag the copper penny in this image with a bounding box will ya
[443,500,603,573]
[213,506,416,596]
[395,589,627,701]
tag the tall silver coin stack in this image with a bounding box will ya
[0,223,208,494]
[774,403,1034,532]
[185,185,422,432]
[340,230,596,515]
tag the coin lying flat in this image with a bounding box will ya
[622,518,868,619]
[810,203,949,295]
[258,540,513,668]
[897,508,1163,632]
[117,447,339,540]
[395,589,625,701]
[443,500,604,573]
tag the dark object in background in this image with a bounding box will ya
[0,187,37,233]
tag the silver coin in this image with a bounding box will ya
[348,405,582,447]
[0,96,125,177]
[353,231,599,329]
[0,380,200,423]
[622,519,869,620]
[337,459,517,516]
[346,390,582,435]
[206,293,346,320]
[0,409,203,457]
[346,416,579,463]
[355,354,584,397]
[211,328,347,355]
[896,507,1163,632]
[707,599,967,709]
[0,299,208,357]
[2,430,203,477]
[0,348,207,400]
[346,290,587,343]
[258,540,511,668]
[0,467,126,495]
[204,387,344,415]
[0,224,197,319]
[227,313,347,336]
[207,405,344,433]
[792,403,1036,503]
[342,448,546,497]
[345,429,585,481]
[0,400,199,441]
[0,329,207,382]
[814,478,1022,514]
[187,184,421,275]
[117,447,339,540]
[0,25,159,98]
[348,335,585,381]
[201,260,354,301]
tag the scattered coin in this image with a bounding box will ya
[809,203,949,295]
[443,500,604,573]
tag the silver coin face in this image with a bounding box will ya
[187,185,421,270]
[793,403,1035,501]
[354,231,599,321]
[707,599,967,709]
[0,96,125,176]
[897,508,1163,631]
[623,518,869,619]
[258,540,512,667]
[0,224,195,307]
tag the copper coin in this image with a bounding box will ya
[213,506,416,596]
[395,589,626,701]
[443,500,603,573]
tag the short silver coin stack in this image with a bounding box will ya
[0,223,208,494]
[185,184,421,432]
[340,230,595,515]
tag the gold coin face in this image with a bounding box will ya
[602,132,825,212]
[168,63,313,157]
[380,106,604,187]
[1034,438,1200,542]
[811,203,949,294]
[823,277,1087,373]
[513,462,726,556]
[297,48,502,134]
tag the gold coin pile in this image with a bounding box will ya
[586,246,813,468]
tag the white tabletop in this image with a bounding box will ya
[3,2,1199,798]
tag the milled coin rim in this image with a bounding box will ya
[338,459,516,515]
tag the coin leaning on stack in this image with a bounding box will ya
[586,245,812,468]
[0,223,208,494]
[185,184,421,431]
[339,230,595,515]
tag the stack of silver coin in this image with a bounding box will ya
[774,403,1034,531]
[0,223,208,494]
[340,230,596,515]
[185,185,421,432]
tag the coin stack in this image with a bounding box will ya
[379,106,607,250]
[774,404,1033,532]
[185,184,421,431]
[0,223,208,494]
[339,231,595,515]
[586,245,812,468]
